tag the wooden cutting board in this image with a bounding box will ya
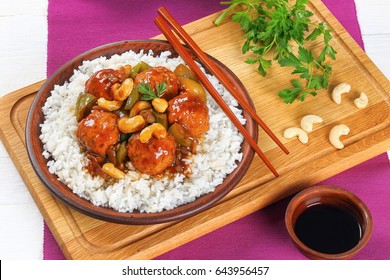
[0,0,389,259]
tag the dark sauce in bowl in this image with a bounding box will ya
[294,204,362,254]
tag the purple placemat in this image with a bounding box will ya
[44,0,388,260]
[157,153,390,260]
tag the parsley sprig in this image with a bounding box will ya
[214,0,337,103]
[138,82,167,100]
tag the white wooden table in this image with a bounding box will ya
[0,0,389,259]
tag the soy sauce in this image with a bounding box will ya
[294,204,362,254]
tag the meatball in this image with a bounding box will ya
[85,69,126,100]
[127,133,176,176]
[76,110,120,155]
[167,93,209,137]
[134,66,179,100]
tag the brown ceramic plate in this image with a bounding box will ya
[26,39,257,225]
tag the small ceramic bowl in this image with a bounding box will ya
[285,185,373,260]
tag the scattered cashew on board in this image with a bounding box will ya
[283,82,368,149]
[329,124,350,149]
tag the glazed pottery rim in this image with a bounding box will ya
[285,185,373,260]
[25,39,258,225]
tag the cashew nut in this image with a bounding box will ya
[118,115,146,133]
[152,97,168,113]
[354,92,368,109]
[139,123,167,143]
[129,100,152,117]
[101,163,125,180]
[111,78,134,101]
[329,124,350,149]
[332,83,351,104]
[97,98,123,111]
[283,127,309,144]
[119,64,132,78]
[300,115,323,132]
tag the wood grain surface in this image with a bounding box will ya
[0,0,389,259]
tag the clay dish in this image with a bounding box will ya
[25,39,257,225]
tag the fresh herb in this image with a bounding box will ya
[138,82,167,100]
[214,0,337,103]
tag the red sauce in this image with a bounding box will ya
[165,146,193,176]
[127,133,177,176]
[76,110,120,156]
[77,65,210,179]
[84,152,107,178]
[168,93,209,137]
[134,66,179,100]
[85,69,126,100]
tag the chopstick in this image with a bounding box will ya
[154,15,279,177]
[157,6,289,156]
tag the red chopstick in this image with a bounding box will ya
[157,6,289,155]
[154,16,279,177]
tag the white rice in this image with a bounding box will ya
[39,50,245,213]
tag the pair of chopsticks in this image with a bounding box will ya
[155,7,289,177]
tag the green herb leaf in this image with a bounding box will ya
[138,82,167,101]
[138,83,156,100]
[278,80,302,104]
[244,57,258,64]
[214,0,337,103]
[278,53,301,68]
[298,46,313,64]
[155,82,167,96]
[257,57,272,76]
